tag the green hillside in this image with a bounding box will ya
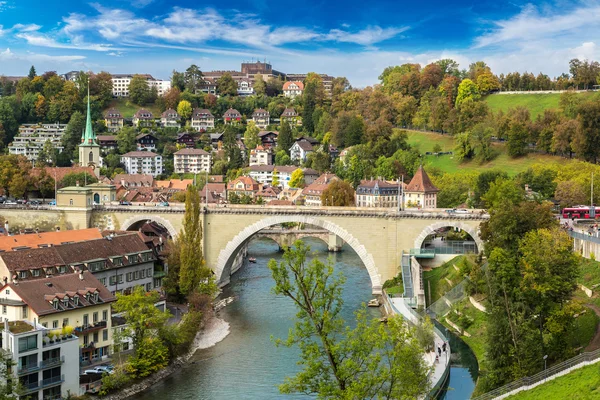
[484,92,596,119]
[405,130,567,175]
[106,98,163,119]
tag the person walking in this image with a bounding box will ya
[437,347,441,357]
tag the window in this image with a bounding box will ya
[93,332,99,343]
[102,310,108,321]
[128,255,137,264]
[102,330,108,341]
[93,312,98,323]
[134,271,139,280]
[126,272,132,282]
[22,305,27,318]
[2,305,5,314]
[74,296,79,306]
[31,269,40,277]
[58,266,66,274]
[117,275,123,284]
[147,268,152,277]
[18,335,37,352]
[109,276,116,286]
[63,318,68,327]
[62,298,69,307]
[146,283,152,291]
[5,289,9,295]
[19,271,27,279]
[99,278,106,286]
[83,335,88,346]
[83,314,89,327]
[42,322,47,328]
[69,199,73,206]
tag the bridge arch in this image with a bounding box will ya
[215,216,382,293]
[413,221,483,252]
[121,215,178,238]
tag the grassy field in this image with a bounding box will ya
[484,92,597,119]
[405,130,570,175]
[505,362,600,400]
[106,99,163,119]
[444,299,488,371]
[422,255,474,306]
[578,259,600,288]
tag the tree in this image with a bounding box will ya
[244,121,260,149]
[217,73,238,96]
[28,65,36,79]
[171,70,186,92]
[275,150,291,166]
[61,111,85,160]
[277,120,294,154]
[179,185,216,296]
[289,168,305,188]
[573,100,600,163]
[554,180,586,209]
[117,126,137,154]
[60,172,97,188]
[177,100,192,121]
[507,120,529,157]
[302,73,324,133]
[113,286,170,352]
[184,64,203,93]
[90,71,114,107]
[455,79,480,106]
[454,132,474,162]
[272,168,280,187]
[476,71,500,93]
[253,74,266,96]
[435,59,461,77]
[268,242,430,399]
[36,139,56,167]
[129,75,151,105]
[321,179,355,206]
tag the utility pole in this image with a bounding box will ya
[592,172,595,219]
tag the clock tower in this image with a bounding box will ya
[78,86,100,177]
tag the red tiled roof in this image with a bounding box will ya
[192,108,214,118]
[283,81,304,90]
[161,109,179,118]
[252,108,269,117]
[31,167,95,185]
[0,229,102,252]
[103,108,123,118]
[134,109,153,119]
[175,148,209,155]
[406,166,439,193]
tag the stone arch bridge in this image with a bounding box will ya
[0,205,487,294]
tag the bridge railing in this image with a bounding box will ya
[472,348,600,400]
[568,230,600,244]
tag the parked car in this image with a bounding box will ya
[16,199,27,205]
[94,365,114,374]
[84,366,113,375]
[5,199,17,205]
[157,202,169,207]
[119,201,132,206]
[48,200,56,206]
[29,200,41,206]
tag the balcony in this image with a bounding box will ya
[41,375,64,388]
[18,356,65,375]
[21,380,40,394]
[74,320,107,336]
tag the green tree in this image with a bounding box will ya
[507,120,529,157]
[554,180,586,209]
[272,168,280,187]
[129,75,151,105]
[60,172,97,188]
[268,242,430,399]
[573,100,600,163]
[253,74,266,96]
[184,64,204,93]
[217,73,238,96]
[275,150,291,166]
[117,126,137,154]
[128,337,170,378]
[455,79,480,107]
[61,111,85,159]
[289,168,305,188]
[321,179,355,206]
[36,167,55,200]
[302,73,324,133]
[112,286,170,351]
[244,120,261,149]
[277,120,294,154]
[179,185,216,296]
[177,100,192,121]
[35,139,56,167]
[171,70,186,92]
[454,132,474,162]
[28,65,36,79]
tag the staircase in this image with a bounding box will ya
[401,251,414,298]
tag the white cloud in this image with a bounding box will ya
[16,32,121,52]
[325,26,408,46]
[0,1,8,12]
[0,47,85,63]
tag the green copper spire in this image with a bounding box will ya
[81,83,97,146]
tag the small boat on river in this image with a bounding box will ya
[248,257,257,263]
[368,298,380,307]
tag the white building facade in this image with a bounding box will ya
[174,149,212,173]
[8,124,66,162]
[120,151,163,177]
[111,74,171,97]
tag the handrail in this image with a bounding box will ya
[472,348,600,400]
[569,230,600,244]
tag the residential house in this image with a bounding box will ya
[191,109,215,132]
[174,148,212,173]
[0,271,115,364]
[132,109,154,128]
[249,165,318,189]
[290,140,314,163]
[258,131,278,149]
[237,80,254,96]
[199,183,227,204]
[249,146,272,166]
[223,108,242,124]
[2,319,79,400]
[302,173,340,207]
[355,179,403,208]
[199,78,217,95]
[120,151,163,177]
[113,174,154,188]
[404,166,439,209]
[256,185,281,203]
[160,109,180,128]
[176,133,196,148]
[252,109,270,129]
[135,133,158,151]
[281,107,301,126]
[283,81,304,99]
[227,176,260,199]
[277,187,304,204]
[0,228,103,252]
[97,135,118,153]
[286,73,334,97]
[103,108,124,133]
[8,124,66,163]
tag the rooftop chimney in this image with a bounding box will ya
[79,272,84,280]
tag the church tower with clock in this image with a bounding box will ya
[78,86,100,177]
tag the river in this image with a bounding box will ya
[137,237,477,399]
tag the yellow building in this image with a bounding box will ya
[0,271,115,363]
[56,186,92,208]
[86,182,116,205]
[404,166,439,209]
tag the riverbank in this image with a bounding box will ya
[102,314,231,400]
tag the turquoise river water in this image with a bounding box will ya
[136,237,477,399]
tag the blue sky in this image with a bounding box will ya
[1,0,600,86]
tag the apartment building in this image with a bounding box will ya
[281,107,301,126]
[2,319,79,400]
[120,151,163,176]
[111,74,170,97]
[0,272,115,364]
[249,165,319,189]
[286,73,334,97]
[103,108,124,133]
[249,146,272,166]
[252,109,270,129]
[8,124,66,162]
[223,108,242,124]
[174,148,212,173]
[302,173,339,206]
[355,179,403,208]
[290,139,314,163]
[191,109,215,132]
[160,109,180,128]
[227,176,260,199]
[132,109,154,128]
[135,133,158,151]
[237,80,254,96]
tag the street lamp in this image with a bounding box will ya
[543,354,548,381]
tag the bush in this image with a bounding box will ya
[383,273,403,290]
[128,337,169,378]
[175,310,203,356]
[99,365,132,395]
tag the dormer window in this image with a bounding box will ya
[113,257,122,266]
[94,293,99,302]
[19,271,27,279]
[74,296,79,306]
[52,299,59,310]
[31,269,40,277]
[128,255,137,264]
[58,266,67,274]
[62,298,69,307]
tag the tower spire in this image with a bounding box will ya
[82,81,96,145]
